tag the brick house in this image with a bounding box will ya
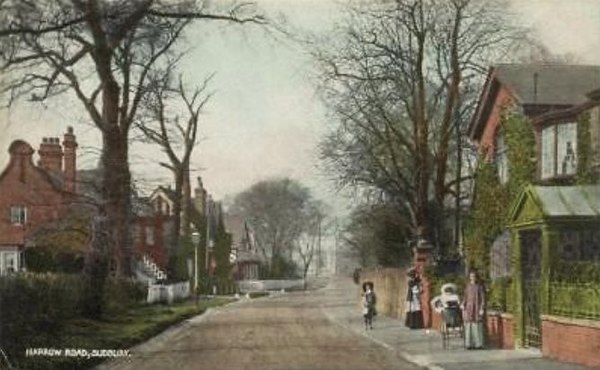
[469,64,600,180]
[466,63,600,367]
[224,214,263,280]
[0,128,173,280]
[0,127,78,275]
[131,194,173,280]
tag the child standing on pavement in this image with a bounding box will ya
[362,281,377,330]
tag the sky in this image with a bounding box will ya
[1,0,600,219]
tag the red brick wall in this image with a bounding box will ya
[0,141,70,247]
[542,316,600,368]
[478,86,514,157]
[132,215,170,270]
[486,313,514,349]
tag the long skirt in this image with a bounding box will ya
[405,310,423,329]
[464,321,484,348]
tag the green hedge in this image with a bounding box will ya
[549,282,600,320]
[487,277,513,313]
[0,273,84,363]
[102,277,148,315]
[552,261,600,284]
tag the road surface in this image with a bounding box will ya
[97,282,421,370]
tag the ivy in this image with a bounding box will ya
[464,111,535,281]
[576,112,598,185]
[503,111,537,197]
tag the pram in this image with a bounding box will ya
[431,283,464,349]
[440,300,463,349]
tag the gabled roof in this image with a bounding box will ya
[495,64,600,106]
[469,64,600,140]
[509,185,600,227]
[149,185,177,203]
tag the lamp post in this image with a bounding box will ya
[191,231,200,305]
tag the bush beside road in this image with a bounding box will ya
[13,297,234,370]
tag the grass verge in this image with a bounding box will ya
[17,297,234,370]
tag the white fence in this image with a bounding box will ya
[147,281,191,304]
[237,279,305,293]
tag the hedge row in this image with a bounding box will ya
[549,282,600,320]
[0,273,84,361]
[0,273,148,368]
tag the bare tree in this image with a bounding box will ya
[229,178,326,278]
[315,0,525,250]
[135,68,212,271]
[295,200,325,288]
[0,0,266,277]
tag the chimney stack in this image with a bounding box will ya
[38,137,63,174]
[62,126,78,193]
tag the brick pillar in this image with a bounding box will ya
[413,239,434,328]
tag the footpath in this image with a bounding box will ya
[320,276,592,370]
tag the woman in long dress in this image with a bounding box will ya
[462,271,486,349]
[404,269,423,329]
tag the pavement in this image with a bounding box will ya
[320,276,593,370]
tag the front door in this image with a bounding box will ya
[520,229,542,348]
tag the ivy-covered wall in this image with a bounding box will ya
[576,112,599,185]
[464,110,536,280]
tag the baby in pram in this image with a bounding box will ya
[430,283,462,328]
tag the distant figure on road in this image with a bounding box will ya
[362,281,377,330]
[462,271,486,349]
[404,268,423,329]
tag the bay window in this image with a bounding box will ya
[540,122,577,180]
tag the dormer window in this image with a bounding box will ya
[541,122,577,180]
[10,206,27,225]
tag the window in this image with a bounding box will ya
[10,206,27,225]
[541,122,577,180]
[0,251,19,275]
[495,135,508,184]
[145,226,154,246]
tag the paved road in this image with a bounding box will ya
[97,287,421,370]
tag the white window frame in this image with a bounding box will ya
[0,250,20,275]
[10,205,27,225]
[495,134,509,184]
[540,122,577,180]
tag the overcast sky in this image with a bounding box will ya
[1,0,600,216]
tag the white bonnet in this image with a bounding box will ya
[440,283,457,295]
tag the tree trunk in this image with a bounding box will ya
[169,167,183,277]
[181,162,192,237]
[101,78,133,277]
[101,128,132,277]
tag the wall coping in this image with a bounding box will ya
[541,314,600,329]
[487,310,514,320]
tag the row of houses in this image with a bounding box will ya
[0,127,263,282]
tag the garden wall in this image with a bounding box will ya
[542,315,600,368]
[359,268,409,320]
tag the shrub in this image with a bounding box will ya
[0,273,84,365]
[103,277,147,315]
[24,247,85,273]
[487,277,512,312]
